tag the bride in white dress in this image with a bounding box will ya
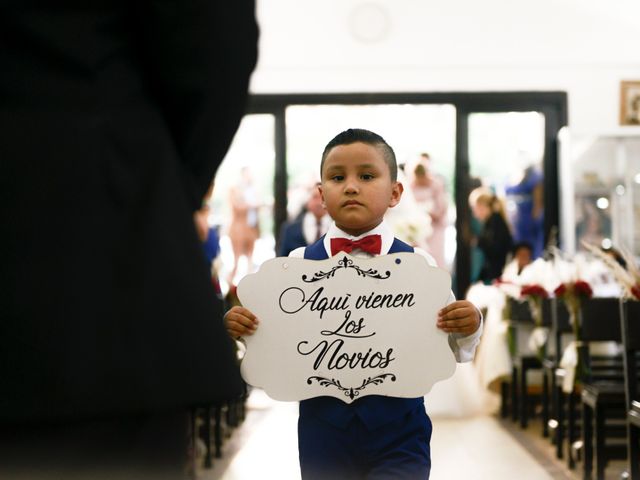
[425,281,502,418]
[385,168,498,418]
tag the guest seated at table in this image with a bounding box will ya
[501,241,533,281]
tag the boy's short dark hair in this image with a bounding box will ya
[320,128,398,181]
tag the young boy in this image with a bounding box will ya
[225,128,482,479]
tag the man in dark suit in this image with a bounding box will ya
[278,183,329,257]
[0,2,258,478]
[278,209,308,257]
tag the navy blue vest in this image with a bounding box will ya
[299,235,424,431]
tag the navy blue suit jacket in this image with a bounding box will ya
[300,235,424,430]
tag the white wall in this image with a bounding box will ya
[252,0,640,134]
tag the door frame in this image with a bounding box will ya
[248,92,568,296]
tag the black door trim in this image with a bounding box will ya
[247,91,568,296]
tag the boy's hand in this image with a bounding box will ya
[224,306,259,339]
[437,300,480,336]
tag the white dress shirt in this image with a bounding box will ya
[301,211,331,245]
[290,220,483,363]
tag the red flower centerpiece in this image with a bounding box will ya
[521,284,549,298]
[554,279,594,385]
[554,280,593,336]
[520,284,549,326]
[573,280,594,298]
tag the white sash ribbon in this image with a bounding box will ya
[559,341,578,393]
[527,326,549,354]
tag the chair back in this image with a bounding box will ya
[620,299,640,408]
[549,297,571,362]
[508,297,534,322]
[580,298,621,342]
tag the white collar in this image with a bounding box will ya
[322,221,395,256]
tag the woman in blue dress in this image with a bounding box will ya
[505,166,544,259]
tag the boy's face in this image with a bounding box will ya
[319,142,402,236]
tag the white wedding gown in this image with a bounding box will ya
[425,283,509,418]
[425,361,499,418]
[386,178,501,418]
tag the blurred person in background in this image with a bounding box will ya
[0,2,258,479]
[505,163,544,258]
[195,183,224,296]
[277,182,329,257]
[500,241,534,282]
[408,152,449,268]
[227,166,261,284]
[469,187,514,284]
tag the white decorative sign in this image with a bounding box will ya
[237,253,456,404]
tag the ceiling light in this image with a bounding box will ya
[596,197,609,209]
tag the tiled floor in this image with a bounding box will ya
[430,415,553,479]
[197,389,583,480]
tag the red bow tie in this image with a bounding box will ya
[330,235,382,256]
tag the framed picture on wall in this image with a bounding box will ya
[620,80,640,125]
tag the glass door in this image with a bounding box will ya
[241,91,568,297]
[457,111,546,293]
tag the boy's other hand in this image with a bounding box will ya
[224,306,259,339]
[437,300,481,336]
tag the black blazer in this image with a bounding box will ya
[0,1,258,424]
[478,212,513,283]
[278,215,307,257]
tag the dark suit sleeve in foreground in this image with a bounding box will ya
[135,0,259,209]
